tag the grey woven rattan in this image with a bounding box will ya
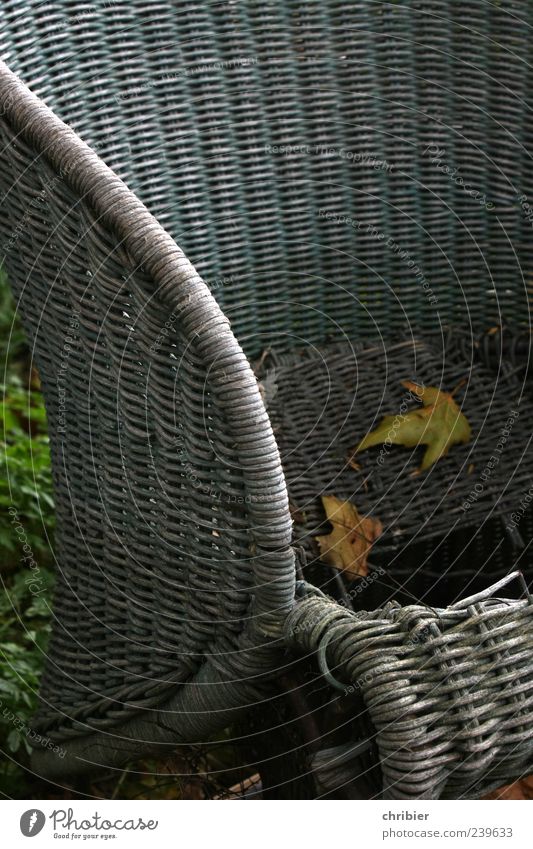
[1,0,533,799]
[285,575,533,800]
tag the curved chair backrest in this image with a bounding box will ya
[2,0,531,356]
[0,58,294,748]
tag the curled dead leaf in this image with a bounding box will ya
[289,501,306,524]
[315,495,382,580]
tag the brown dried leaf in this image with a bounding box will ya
[315,495,382,580]
[484,775,533,800]
[289,501,306,524]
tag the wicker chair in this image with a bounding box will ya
[1,0,533,799]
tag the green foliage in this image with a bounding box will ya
[1,270,54,566]
[0,268,55,795]
[0,569,54,752]
[1,382,54,563]
[0,566,54,797]
[0,267,26,367]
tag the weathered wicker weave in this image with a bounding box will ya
[286,574,533,799]
[1,0,533,799]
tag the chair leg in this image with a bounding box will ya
[242,664,322,799]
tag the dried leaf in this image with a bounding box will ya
[484,775,533,800]
[315,495,382,580]
[354,381,471,473]
[289,501,305,524]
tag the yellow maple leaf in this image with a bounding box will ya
[354,381,471,473]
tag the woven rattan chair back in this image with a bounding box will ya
[3,1,531,354]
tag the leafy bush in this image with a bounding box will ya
[1,381,54,566]
[1,269,55,568]
[0,267,26,366]
[0,569,54,750]
[0,268,55,795]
